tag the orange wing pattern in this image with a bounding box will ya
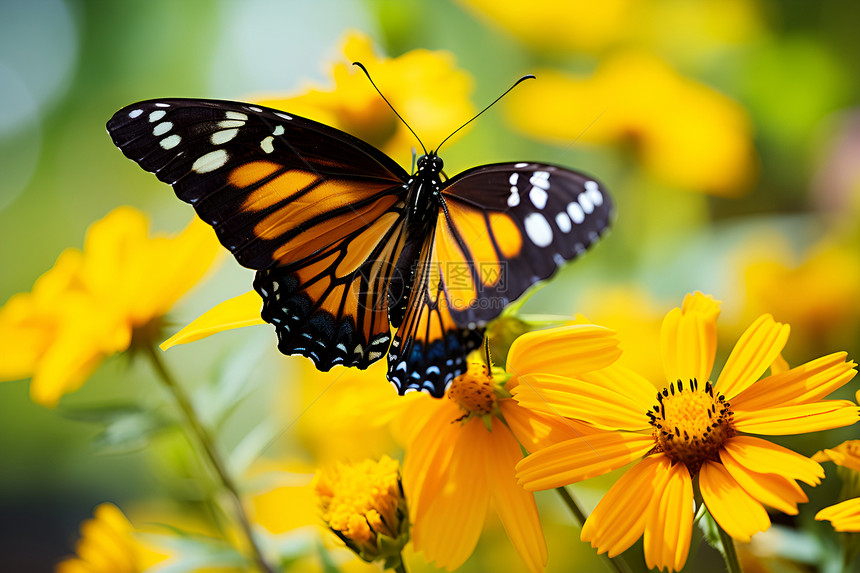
[107,99,411,369]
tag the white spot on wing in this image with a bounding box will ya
[514,162,528,168]
[128,109,143,118]
[218,119,244,129]
[567,201,585,223]
[585,181,603,206]
[154,103,170,108]
[260,136,275,154]
[211,129,238,145]
[273,125,284,136]
[248,106,263,112]
[192,149,229,173]
[556,212,572,233]
[153,122,172,136]
[529,186,548,209]
[507,189,520,207]
[509,173,519,185]
[148,110,166,122]
[160,134,181,149]
[578,192,594,214]
[529,171,550,189]
[274,112,293,120]
[225,111,248,121]
[524,212,553,247]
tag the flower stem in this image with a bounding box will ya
[146,345,275,573]
[716,522,742,573]
[556,487,632,573]
[393,559,408,573]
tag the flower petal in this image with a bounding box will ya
[409,417,491,570]
[733,400,860,435]
[581,456,664,557]
[643,458,693,572]
[159,291,265,350]
[506,324,621,382]
[512,373,650,430]
[721,436,823,485]
[716,314,790,399]
[816,498,860,531]
[720,450,807,514]
[660,292,720,388]
[484,418,547,573]
[812,440,860,473]
[499,399,602,453]
[516,433,654,491]
[732,352,857,410]
[699,460,770,542]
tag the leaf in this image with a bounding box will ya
[58,402,174,454]
[228,417,282,478]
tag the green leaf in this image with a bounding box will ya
[58,402,174,454]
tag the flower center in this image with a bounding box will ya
[448,363,496,415]
[647,379,735,474]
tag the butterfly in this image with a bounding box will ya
[106,90,612,397]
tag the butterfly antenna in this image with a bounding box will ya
[435,74,535,155]
[353,62,427,155]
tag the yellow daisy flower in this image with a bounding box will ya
[0,207,220,406]
[513,293,858,572]
[814,440,860,531]
[398,325,620,572]
[506,51,755,195]
[56,503,167,573]
[255,31,475,168]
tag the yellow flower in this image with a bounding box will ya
[513,292,858,572]
[314,455,409,568]
[814,440,860,531]
[0,207,220,406]
[255,31,475,167]
[506,51,755,195]
[399,326,620,572]
[56,503,167,573]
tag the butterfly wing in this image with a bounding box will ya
[387,229,483,396]
[437,162,613,327]
[107,98,411,369]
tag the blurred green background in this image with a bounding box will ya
[3,0,860,571]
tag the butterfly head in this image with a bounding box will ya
[416,153,444,176]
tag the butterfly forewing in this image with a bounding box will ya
[107,98,411,370]
[436,162,613,327]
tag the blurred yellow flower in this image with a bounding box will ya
[0,207,220,406]
[742,238,860,353]
[399,326,619,572]
[255,31,475,167]
[56,503,167,573]
[814,440,860,532]
[314,455,409,568]
[514,293,858,572]
[506,51,755,195]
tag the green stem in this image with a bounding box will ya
[556,487,632,573]
[146,346,275,573]
[716,522,742,573]
[393,558,408,573]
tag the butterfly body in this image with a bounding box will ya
[107,98,612,396]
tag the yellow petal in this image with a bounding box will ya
[816,498,860,531]
[732,352,857,410]
[660,292,720,388]
[721,436,823,485]
[733,400,860,435]
[506,324,621,382]
[719,450,807,514]
[484,418,547,573]
[812,440,860,473]
[409,417,491,570]
[516,432,653,491]
[643,459,693,572]
[581,456,662,557]
[512,373,649,430]
[716,314,790,399]
[699,460,770,542]
[499,399,602,453]
[160,291,264,350]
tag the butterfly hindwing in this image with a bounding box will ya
[107,98,412,370]
[437,162,613,327]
